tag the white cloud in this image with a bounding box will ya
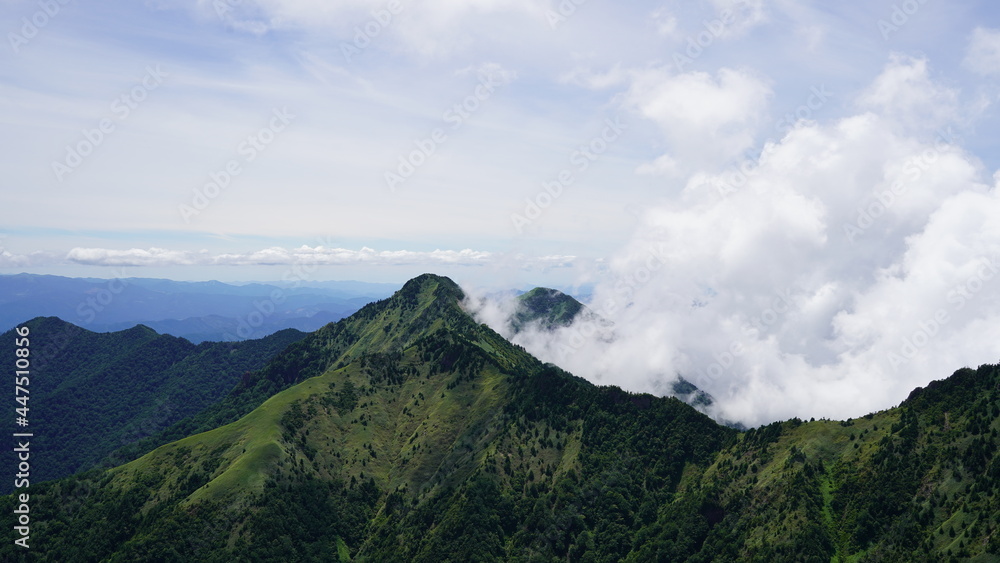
[706,0,768,38]
[65,247,202,266]
[455,62,518,85]
[635,154,678,176]
[59,246,574,268]
[857,55,960,135]
[472,59,998,426]
[963,27,1000,76]
[650,7,678,36]
[622,66,772,172]
[0,250,59,268]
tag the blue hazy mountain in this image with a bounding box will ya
[0,274,398,342]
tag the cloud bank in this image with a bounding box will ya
[0,246,574,269]
[470,54,1000,427]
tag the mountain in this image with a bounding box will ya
[0,273,397,341]
[100,273,510,466]
[671,376,715,409]
[2,274,999,561]
[669,365,1000,562]
[511,287,716,411]
[509,286,614,334]
[1,317,307,490]
[512,287,585,331]
[91,308,359,344]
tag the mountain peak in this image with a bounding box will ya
[512,286,585,332]
[11,277,1000,561]
[398,273,464,302]
[236,273,478,394]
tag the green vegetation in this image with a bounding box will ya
[512,287,585,332]
[4,274,1000,562]
[1,318,306,489]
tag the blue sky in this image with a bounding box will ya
[2,0,997,287]
[5,0,1000,421]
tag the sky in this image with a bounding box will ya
[4,0,1000,424]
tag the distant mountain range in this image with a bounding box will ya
[3,274,998,561]
[0,273,398,342]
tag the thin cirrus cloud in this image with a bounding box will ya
[196,0,554,57]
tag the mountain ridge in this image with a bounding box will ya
[1,316,308,490]
[512,287,584,332]
[2,274,999,561]
[0,273,396,342]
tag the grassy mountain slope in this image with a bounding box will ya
[1,275,732,561]
[113,274,510,459]
[1,318,306,489]
[639,364,1000,563]
[3,275,1000,562]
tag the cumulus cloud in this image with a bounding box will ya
[858,55,960,135]
[622,66,772,174]
[471,56,999,427]
[461,288,524,336]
